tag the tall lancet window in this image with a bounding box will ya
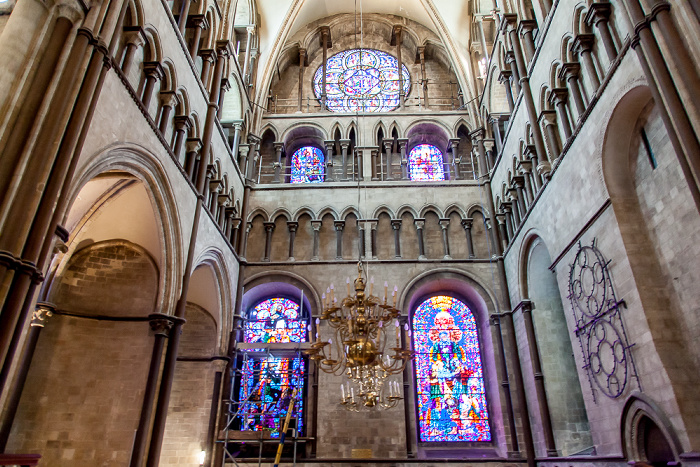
[413,296,491,442]
[408,144,445,181]
[238,298,307,437]
[313,48,411,113]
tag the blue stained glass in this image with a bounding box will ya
[239,298,307,436]
[413,296,491,442]
[408,144,445,181]
[313,49,411,113]
[291,146,324,184]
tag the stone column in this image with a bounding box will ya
[358,221,366,258]
[586,2,617,63]
[499,69,515,113]
[559,63,586,117]
[230,120,243,158]
[503,205,514,240]
[185,138,202,182]
[505,51,521,95]
[298,48,307,112]
[187,14,208,59]
[311,220,322,260]
[130,314,176,467]
[538,110,561,162]
[324,140,335,182]
[176,0,191,34]
[248,134,261,182]
[477,19,490,64]
[224,207,236,239]
[524,144,546,190]
[414,219,426,260]
[273,142,284,183]
[263,222,275,262]
[449,138,460,180]
[158,91,178,134]
[229,218,241,249]
[334,220,344,259]
[382,139,394,181]
[513,176,529,212]
[392,25,405,108]
[461,218,476,258]
[391,219,402,258]
[339,139,350,181]
[240,222,252,260]
[242,26,255,83]
[199,49,216,88]
[518,159,535,204]
[319,26,330,110]
[368,220,378,259]
[497,213,510,248]
[356,147,365,181]
[484,139,496,172]
[509,190,522,226]
[287,221,298,261]
[549,89,573,140]
[216,195,229,228]
[518,20,538,64]
[518,300,558,456]
[238,144,251,179]
[438,218,451,259]
[417,46,428,108]
[217,78,230,119]
[470,128,489,178]
[141,61,164,109]
[171,116,191,162]
[121,27,145,76]
[370,147,379,180]
[573,33,601,91]
[398,138,408,180]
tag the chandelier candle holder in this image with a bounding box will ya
[304,263,414,410]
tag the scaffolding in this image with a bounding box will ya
[219,342,313,466]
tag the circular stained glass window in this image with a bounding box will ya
[313,49,411,113]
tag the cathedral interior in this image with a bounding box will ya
[0,0,699,465]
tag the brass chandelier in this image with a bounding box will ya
[304,263,414,410]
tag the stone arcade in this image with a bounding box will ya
[0,0,698,465]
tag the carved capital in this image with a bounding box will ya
[264,222,276,232]
[159,91,178,108]
[149,313,175,336]
[586,2,612,26]
[573,34,596,55]
[391,219,402,230]
[31,302,56,328]
[334,220,345,231]
[461,218,474,230]
[414,218,425,230]
[287,221,298,232]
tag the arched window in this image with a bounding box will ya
[313,48,411,113]
[408,144,445,181]
[291,146,324,183]
[412,295,490,442]
[238,298,308,437]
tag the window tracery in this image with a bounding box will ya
[413,296,490,442]
[313,49,411,113]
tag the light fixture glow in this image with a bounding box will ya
[198,450,206,465]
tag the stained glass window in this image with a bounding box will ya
[239,298,307,437]
[313,49,411,113]
[408,144,445,181]
[413,296,491,442]
[291,146,324,184]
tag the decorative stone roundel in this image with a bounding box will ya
[313,48,411,113]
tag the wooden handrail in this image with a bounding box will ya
[0,453,41,466]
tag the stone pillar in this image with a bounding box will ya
[240,222,252,259]
[477,19,490,64]
[339,139,350,181]
[171,116,191,162]
[470,128,489,179]
[158,91,178,134]
[438,218,451,259]
[518,159,535,205]
[573,33,601,91]
[497,213,509,248]
[414,219,426,260]
[356,147,365,181]
[391,219,402,258]
[239,144,251,179]
[503,205,514,240]
[176,0,191,34]
[121,27,145,76]
[499,69,515,113]
[484,139,496,172]
[509,190,522,226]
[311,220,322,260]
[417,46,428,108]
[449,138,460,180]
[273,142,284,183]
[287,221,298,261]
[513,176,529,212]
[398,138,408,180]
[263,222,275,262]
[298,48,307,112]
[199,49,216,88]
[461,218,476,258]
[586,2,617,63]
[230,120,243,158]
[248,134,261,182]
[320,26,330,110]
[141,61,164,109]
[368,220,378,259]
[229,218,241,249]
[559,63,586,117]
[382,139,394,181]
[518,20,538,64]
[370,147,379,180]
[505,50,521,95]
[217,78,230,119]
[216,195,229,228]
[185,138,202,182]
[538,110,561,162]
[242,26,255,83]
[324,140,335,182]
[518,300,559,457]
[187,14,208,59]
[224,207,236,239]
[524,144,546,190]
[334,220,344,259]
[392,25,405,108]
[358,221,366,259]
[549,89,573,140]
